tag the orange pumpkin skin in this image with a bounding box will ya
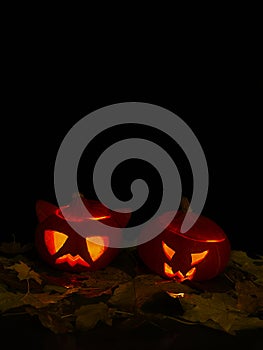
[35,197,130,272]
[138,211,231,282]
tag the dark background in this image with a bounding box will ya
[1,49,261,256]
[0,8,261,260]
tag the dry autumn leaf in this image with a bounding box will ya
[133,274,191,309]
[0,291,25,313]
[178,291,263,334]
[1,247,263,335]
[229,250,263,285]
[74,302,112,331]
[235,280,263,314]
[0,241,33,254]
[21,291,69,309]
[28,308,74,334]
[7,261,42,285]
[108,281,136,313]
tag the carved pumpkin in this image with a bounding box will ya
[35,195,130,272]
[138,210,231,282]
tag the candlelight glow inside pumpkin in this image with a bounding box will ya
[35,195,130,272]
[162,240,209,282]
[43,230,109,267]
[138,209,231,282]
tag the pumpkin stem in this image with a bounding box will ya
[180,196,192,213]
[72,192,84,199]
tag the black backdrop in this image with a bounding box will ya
[1,50,261,256]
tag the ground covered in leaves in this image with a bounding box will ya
[0,241,263,335]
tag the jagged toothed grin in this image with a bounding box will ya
[56,254,90,267]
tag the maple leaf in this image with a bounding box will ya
[75,303,112,331]
[229,250,263,285]
[179,292,263,334]
[7,261,42,285]
[235,280,263,314]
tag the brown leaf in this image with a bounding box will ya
[26,307,74,334]
[7,261,42,285]
[0,255,15,266]
[108,281,136,313]
[75,302,112,331]
[180,292,240,333]
[78,286,113,299]
[21,292,67,309]
[0,291,25,312]
[229,250,263,285]
[235,280,263,313]
[0,241,33,255]
[81,266,132,289]
[133,274,163,308]
[229,315,263,333]
[134,274,194,309]
[43,284,68,294]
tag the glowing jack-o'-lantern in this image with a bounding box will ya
[138,210,231,282]
[35,195,131,272]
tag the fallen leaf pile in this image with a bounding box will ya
[0,240,262,335]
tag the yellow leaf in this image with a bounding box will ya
[7,261,42,284]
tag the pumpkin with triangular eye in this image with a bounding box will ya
[35,195,131,272]
[138,210,231,282]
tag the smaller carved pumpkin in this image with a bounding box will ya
[35,195,130,272]
[138,210,231,282]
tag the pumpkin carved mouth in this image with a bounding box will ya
[56,254,90,267]
[162,240,209,282]
[163,263,196,282]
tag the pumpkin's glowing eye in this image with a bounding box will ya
[162,241,176,260]
[44,230,68,255]
[191,250,209,266]
[86,236,108,261]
